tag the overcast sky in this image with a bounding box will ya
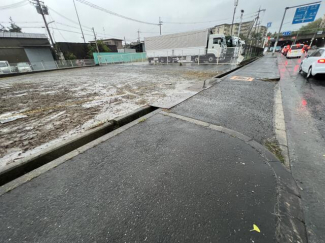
[1,0,324,43]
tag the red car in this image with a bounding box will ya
[281,45,290,56]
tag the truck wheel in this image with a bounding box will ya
[208,56,215,63]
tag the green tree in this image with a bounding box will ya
[298,18,322,34]
[86,40,111,58]
[64,52,77,60]
[8,17,22,33]
[239,34,249,43]
[0,18,22,32]
[0,24,8,32]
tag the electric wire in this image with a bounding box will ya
[75,0,159,26]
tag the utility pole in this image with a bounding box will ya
[73,0,85,43]
[35,0,54,48]
[238,9,244,37]
[230,0,239,36]
[137,29,140,43]
[124,36,126,52]
[254,8,266,47]
[92,27,99,53]
[159,17,163,35]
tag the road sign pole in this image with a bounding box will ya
[273,8,288,55]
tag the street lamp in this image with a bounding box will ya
[231,0,239,36]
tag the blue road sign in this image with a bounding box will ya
[282,31,292,36]
[267,22,272,28]
[292,4,320,24]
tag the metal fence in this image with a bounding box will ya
[145,46,263,65]
[0,59,95,75]
[93,52,147,65]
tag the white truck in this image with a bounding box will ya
[145,29,231,64]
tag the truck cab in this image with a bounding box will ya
[207,34,227,60]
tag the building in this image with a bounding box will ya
[56,42,118,59]
[130,41,145,53]
[212,21,261,37]
[0,32,56,70]
[90,38,123,49]
[252,26,268,38]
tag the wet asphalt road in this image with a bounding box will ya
[278,54,325,243]
[0,114,277,243]
[172,56,279,144]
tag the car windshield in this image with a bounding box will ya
[17,63,29,67]
[0,62,8,67]
[291,45,303,50]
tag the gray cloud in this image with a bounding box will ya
[0,0,324,43]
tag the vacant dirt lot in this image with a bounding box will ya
[0,62,233,168]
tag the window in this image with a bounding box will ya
[0,62,8,67]
[310,50,322,57]
[291,45,303,50]
[213,38,222,45]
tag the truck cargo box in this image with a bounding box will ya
[144,29,209,58]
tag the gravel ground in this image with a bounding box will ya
[0,62,233,169]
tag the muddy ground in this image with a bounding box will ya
[0,62,233,169]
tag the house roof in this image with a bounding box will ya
[101,38,123,41]
[0,32,48,39]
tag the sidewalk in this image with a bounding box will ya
[0,56,306,242]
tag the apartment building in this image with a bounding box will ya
[212,21,266,37]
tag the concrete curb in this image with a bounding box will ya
[160,111,307,243]
[0,109,161,196]
[0,55,261,186]
[0,106,156,186]
[0,65,97,79]
[274,85,290,168]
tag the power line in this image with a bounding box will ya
[48,6,92,30]
[48,26,134,42]
[0,21,42,24]
[163,11,258,25]
[0,0,28,10]
[75,0,158,26]
[49,14,67,42]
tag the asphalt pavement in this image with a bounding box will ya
[172,55,279,144]
[278,54,325,243]
[0,56,306,242]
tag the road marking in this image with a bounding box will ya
[230,76,254,81]
[250,224,261,233]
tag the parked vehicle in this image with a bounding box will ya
[0,61,11,74]
[17,62,32,73]
[281,46,290,56]
[286,44,304,59]
[145,29,234,63]
[269,46,281,52]
[299,48,325,78]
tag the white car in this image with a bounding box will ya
[17,62,32,73]
[0,61,11,74]
[299,48,325,78]
[287,44,304,59]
